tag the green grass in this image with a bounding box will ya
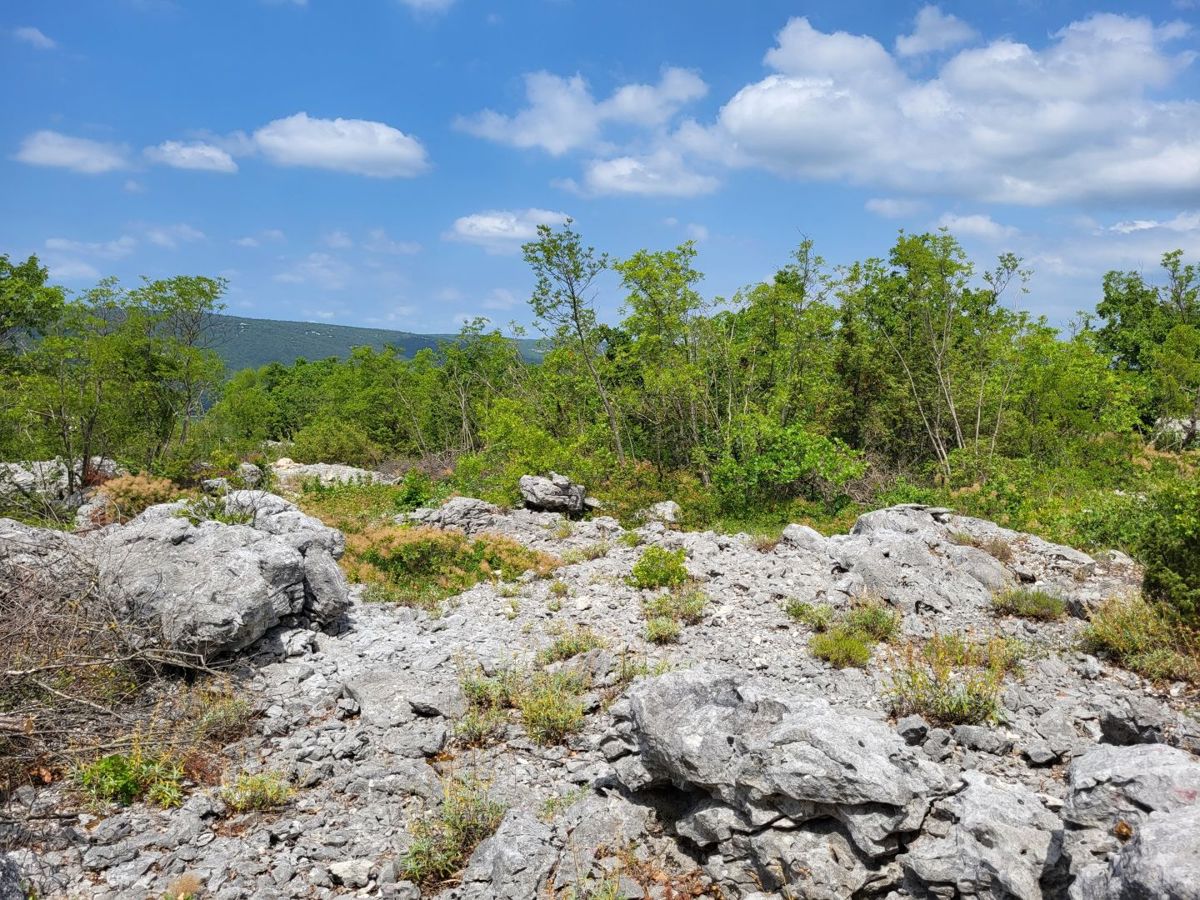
[401,776,506,887]
[844,599,901,641]
[76,752,184,808]
[538,625,606,664]
[992,588,1067,621]
[885,633,1024,725]
[628,546,688,590]
[645,616,682,644]
[785,600,834,631]
[810,626,873,668]
[644,587,708,625]
[1082,595,1200,683]
[517,672,587,745]
[220,771,293,812]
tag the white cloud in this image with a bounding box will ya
[275,253,350,290]
[1108,211,1200,234]
[364,228,421,255]
[145,224,205,248]
[895,6,976,57]
[234,228,285,247]
[47,259,100,280]
[936,212,1018,241]
[252,112,429,177]
[398,0,455,11]
[445,208,570,254]
[578,150,719,197]
[866,197,926,218]
[685,223,709,242]
[13,26,56,49]
[682,13,1200,206]
[459,67,706,156]
[323,230,354,249]
[16,131,128,174]
[481,288,519,310]
[144,140,237,173]
[44,236,137,259]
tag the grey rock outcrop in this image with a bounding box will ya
[459,811,556,899]
[606,668,949,896]
[518,472,586,514]
[0,853,27,900]
[1074,804,1200,899]
[95,492,349,656]
[269,457,393,492]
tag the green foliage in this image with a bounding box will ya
[1083,595,1200,683]
[810,626,873,668]
[1139,481,1200,627]
[290,418,381,467]
[644,616,681,644]
[844,599,901,642]
[992,589,1067,621]
[517,672,587,745]
[785,600,834,631]
[629,546,688,590]
[538,625,606,664]
[887,634,1023,725]
[644,586,708,625]
[77,752,183,808]
[401,776,506,886]
[220,772,293,812]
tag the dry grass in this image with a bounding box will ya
[886,632,1024,725]
[1083,595,1200,684]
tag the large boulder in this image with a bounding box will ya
[518,472,585,515]
[94,492,349,657]
[606,668,949,897]
[1074,804,1200,899]
[900,770,1063,899]
[0,518,92,599]
[0,457,121,511]
[459,810,557,900]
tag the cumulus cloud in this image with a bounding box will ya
[445,208,570,254]
[145,224,206,249]
[323,230,354,249]
[866,197,926,218]
[683,13,1200,206]
[44,236,137,259]
[234,229,285,248]
[13,26,56,49]
[144,140,237,173]
[578,150,719,197]
[16,131,128,174]
[458,67,706,156]
[252,112,429,177]
[895,6,976,57]
[936,212,1018,241]
[275,253,350,290]
[1108,211,1200,234]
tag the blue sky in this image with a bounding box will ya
[3,0,1200,333]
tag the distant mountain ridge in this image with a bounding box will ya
[205,313,540,372]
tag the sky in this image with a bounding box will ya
[3,0,1200,333]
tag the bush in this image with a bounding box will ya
[785,600,833,631]
[538,625,606,664]
[77,751,183,808]
[1139,482,1200,627]
[629,546,688,590]
[291,418,381,468]
[401,776,506,886]
[1083,595,1200,683]
[517,672,586,744]
[220,771,293,812]
[644,587,708,625]
[645,616,681,644]
[844,599,900,642]
[810,625,873,668]
[992,588,1066,621]
[95,473,181,524]
[343,526,559,611]
[886,633,1022,725]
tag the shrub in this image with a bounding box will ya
[538,625,606,664]
[618,531,642,548]
[785,600,833,631]
[96,473,181,523]
[992,589,1067,621]
[343,526,559,611]
[517,673,587,744]
[192,689,254,744]
[549,579,569,597]
[886,633,1022,725]
[629,546,688,590]
[77,751,183,808]
[644,587,708,625]
[176,495,254,526]
[810,626,873,668]
[460,668,521,711]
[401,776,506,886]
[1140,482,1200,628]
[844,599,900,642]
[220,771,293,812]
[291,418,381,468]
[645,616,681,644]
[1083,595,1200,683]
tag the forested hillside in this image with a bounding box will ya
[205,313,541,372]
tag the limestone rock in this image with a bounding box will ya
[459,810,556,899]
[518,472,586,514]
[269,457,393,492]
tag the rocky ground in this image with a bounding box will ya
[2,488,1199,899]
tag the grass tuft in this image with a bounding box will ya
[993,588,1067,621]
[220,771,293,813]
[1082,595,1200,683]
[401,776,506,887]
[810,626,873,668]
